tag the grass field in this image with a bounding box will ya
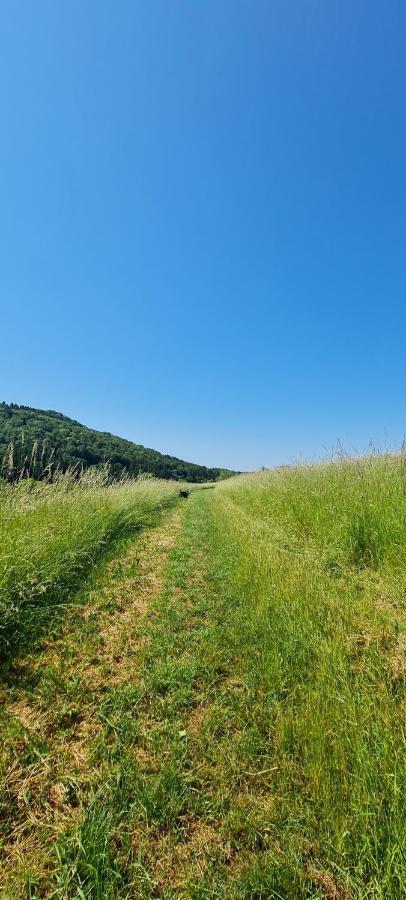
[0,474,180,659]
[0,456,405,897]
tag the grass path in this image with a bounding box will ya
[0,503,185,898]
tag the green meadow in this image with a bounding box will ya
[0,455,405,897]
[0,474,180,657]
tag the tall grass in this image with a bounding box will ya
[221,452,406,568]
[0,473,179,658]
[209,453,406,895]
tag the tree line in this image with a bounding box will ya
[0,404,234,483]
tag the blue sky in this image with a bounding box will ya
[1,1,405,471]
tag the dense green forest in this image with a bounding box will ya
[0,404,233,482]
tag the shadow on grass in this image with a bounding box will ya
[0,501,176,678]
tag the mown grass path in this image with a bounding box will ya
[0,502,186,898]
[1,479,405,898]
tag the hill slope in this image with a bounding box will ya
[0,403,232,482]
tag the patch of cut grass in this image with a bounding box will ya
[0,504,184,897]
[51,458,405,897]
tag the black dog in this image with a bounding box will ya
[179,489,190,498]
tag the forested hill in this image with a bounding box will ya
[0,404,233,482]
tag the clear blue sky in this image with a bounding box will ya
[1,1,405,471]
